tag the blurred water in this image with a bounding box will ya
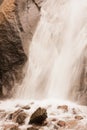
[15,0,87,101]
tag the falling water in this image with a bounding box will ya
[15,0,87,101]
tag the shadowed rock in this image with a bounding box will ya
[0,0,27,97]
[29,107,47,125]
[27,127,38,130]
[0,0,43,98]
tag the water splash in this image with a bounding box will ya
[15,0,87,101]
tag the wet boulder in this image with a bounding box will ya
[11,109,28,125]
[29,107,47,125]
[57,120,66,127]
[75,115,83,120]
[57,105,68,112]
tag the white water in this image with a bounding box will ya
[15,0,87,101]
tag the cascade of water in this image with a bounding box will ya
[15,0,87,101]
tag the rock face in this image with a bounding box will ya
[69,52,87,105]
[78,55,87,105]
[0,0,43,97]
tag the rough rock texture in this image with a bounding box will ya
[29,107,47,124]
[11,109,28,125]
[27,127,38,130]
[0,0,43,97]
[17,0,43,54]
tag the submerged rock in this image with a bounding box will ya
[29,107,47,125]
[57,120,66,127]
[0,101,87,130]
[57,105,68,112]
[4,124,19,130]
[12,109,28,125]
[27,127,38,130]
[66,119,78,129]
[0,110,7,119]
[22,105,30,110]
[75,115,83,120]
[9,126,19,130]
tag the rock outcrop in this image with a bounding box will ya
[0,0,43,97]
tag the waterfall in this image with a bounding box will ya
[15,0,87,101]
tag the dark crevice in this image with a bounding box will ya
[32,0,41,11]
[14,0,24,32]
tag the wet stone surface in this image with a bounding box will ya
[57,105,68,112]
[0,100,87,130]
[57,120,66,127]
[75,115,83,120]
[3,124,19,130]
[12,109,28,125]
[29,107,47,125]
[27,127,38,130]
